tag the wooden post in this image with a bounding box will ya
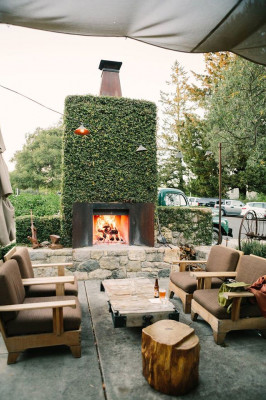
[142,320,200,395]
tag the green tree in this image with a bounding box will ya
[180,115,219,196]
[188,52,236,105]
[158,61,191,191]
[10,124,63,191]
[205,57,266,196]
[159,53,265,197]
[158,57,225,195]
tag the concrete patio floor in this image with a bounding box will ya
[0,278,265,400]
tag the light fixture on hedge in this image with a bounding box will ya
[74,124,90,136]
[136,145,147,152]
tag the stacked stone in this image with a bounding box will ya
[28,246,180,280]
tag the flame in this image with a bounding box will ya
[93,215,127,244]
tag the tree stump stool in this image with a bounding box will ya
[142,320,200,396]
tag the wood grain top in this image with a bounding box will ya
[102,278,175,314]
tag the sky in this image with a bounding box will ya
[0,24,206,171]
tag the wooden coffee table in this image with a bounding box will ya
[101,278,179,328]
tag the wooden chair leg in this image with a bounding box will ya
[191,310,198,321]
[183,301,191,314]
[168,290,174,299]
[259,329,266,339]
[70,345,81,358]
[213,331,227,345]
[7,352,20,364]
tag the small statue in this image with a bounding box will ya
[49,234,63,249]
[28,210,42,248]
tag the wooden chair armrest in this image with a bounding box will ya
[173,260,207,264]
[32,262,73,276]
[172,259,207,273]
[223,292,254,299]
[190,271,237,279]
[22,276,75,286]
[190,271,237,290]
[0,299,76,312]
[222,292,254,321]
[32,263,73,268]
[3,247,17,261]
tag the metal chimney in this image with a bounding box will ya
[99,60,122,97]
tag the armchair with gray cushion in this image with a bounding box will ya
[168,245,243,313]
[191,254,266,344]
[0,259,81,364]
[4,247,78,297]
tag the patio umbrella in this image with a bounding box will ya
[0,126,15,246]
[0,0,265,65]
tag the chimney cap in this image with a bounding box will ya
[99,60,122,72]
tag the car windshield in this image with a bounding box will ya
[165,193,187,206]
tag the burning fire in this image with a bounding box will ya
[94,215,125,244]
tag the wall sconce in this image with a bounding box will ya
[74,124,90,136]
[136,145,147,152]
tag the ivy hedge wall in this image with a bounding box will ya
[16,215,61,245]
[13,208,211,246]
[157,207,212,245]
[61,95,157,246]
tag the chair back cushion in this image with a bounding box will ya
[0,260,25,322]
[236,255,266,284]
[11,247,34,279]
[206,245,240,273]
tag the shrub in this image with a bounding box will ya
[0,243,16,261]
[240,241,266,258]
[157,206,212,245]
[15,215,61,245]
[10,193,60,217]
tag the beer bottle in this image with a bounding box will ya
[154,278,159,298]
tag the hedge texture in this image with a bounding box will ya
[61,95,157,245]
[16,215,61,245]
[10,193,60,217]
[157,207,212,245]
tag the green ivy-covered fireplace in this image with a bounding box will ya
[61,93,157,247]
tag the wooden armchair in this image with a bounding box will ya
[4,247,78,297]
[191,254,266,344]
[0,259,81,364]
[168,245,243,313]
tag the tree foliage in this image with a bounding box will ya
[157,62,190,191]
[205,57,266,195]
[158,53,266,197]
[10,124,63,191]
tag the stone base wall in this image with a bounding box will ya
[28,245,180,280]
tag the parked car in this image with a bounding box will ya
[197,197,219,207]
[158,188,233,244]
[188,197,200,206]
[241,202,266,218]
[214,199,245,216]
[158,188,188,207]
[211,210,233,245]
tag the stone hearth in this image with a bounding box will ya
[28,245,180,280]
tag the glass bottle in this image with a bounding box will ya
[154,278,159,298]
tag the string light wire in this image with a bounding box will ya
[0,83,64,116]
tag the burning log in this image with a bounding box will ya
[94,215,125,244]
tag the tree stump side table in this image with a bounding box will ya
[142,320,200,395]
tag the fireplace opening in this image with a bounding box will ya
[72,202,155,248]
[93,214,129,245]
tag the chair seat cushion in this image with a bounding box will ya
[170,271,222,293]
[193,288,262,320]
[5,296,81,337]
[26,277,78,297]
